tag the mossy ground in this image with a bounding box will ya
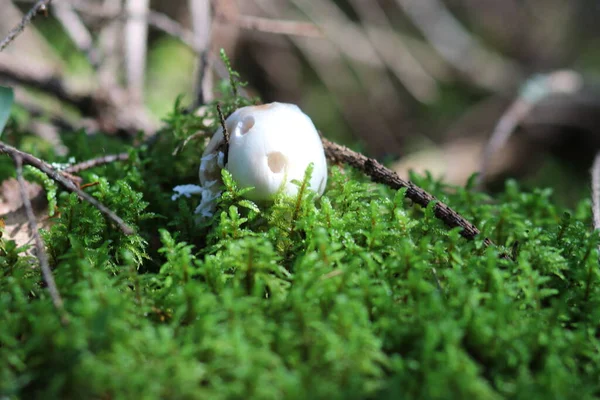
[2,75,600,399]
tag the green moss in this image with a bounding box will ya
[2,65,600,400]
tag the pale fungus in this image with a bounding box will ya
[173,102,328,218]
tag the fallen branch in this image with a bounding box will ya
[0,0,53,52]
[321,137,492,246]
[216,13,323,38]
[14,153,68,324]
[64,152,130,174]
[0,56,157,135]
[477,70,583,188]
[0,142,134,235]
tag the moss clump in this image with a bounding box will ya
[2,68,600,399]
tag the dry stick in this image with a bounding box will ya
[216,103,230,163]
[64,152,130,174]
[394,0,519,92]
[477,70,583,188]
[52,2,100,68]
[0,0,53,52]
[216,13,323,38]
[0,142,134,235]
[321,137,493,246]
[14,154,68,323]
[0,56,156,135]
[591,153,600,233]
[172,131,207,156]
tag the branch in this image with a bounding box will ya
[64,152,130,174]
[0,142,134,235]
[321,137,492,246]
[14,153,68,324]
[394,0,521,92]
[216,13,323,38]
[477,70,583,188]
[0,0,53,52]
[0,56,157,135]
[52,2,100,68]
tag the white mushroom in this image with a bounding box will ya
[194,102,327,216]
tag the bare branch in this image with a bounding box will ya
[0,0,52,52]
[64,152,130,174]
[216,103,230,163]
[0,55,157,135]
[216,13,323,38]
[346,0,439,103]
[0,142,134,235]
[321,137,492,246]
[394,0,521,92]
[52,2,99,68]
[478,70,583,187]
[98,0,122,88]
[172,131,207,156]
[14,153,68,323]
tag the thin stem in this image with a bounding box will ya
[14,154,68,324]
[64,152,130,174]
[0,0,53,52]
[0,142,134,235]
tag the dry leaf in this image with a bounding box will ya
[0,178,50,250]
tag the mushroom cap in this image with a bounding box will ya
[199,102,328,201]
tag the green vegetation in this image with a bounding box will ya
[2,66,600,400]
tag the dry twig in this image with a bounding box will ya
[0,0,53,52]
[52,2,99,68]
[190,0,213,108]
[394,0,520,92]
[0,56,157,135]
[477,70,583,188]
[14,153,68,323]
[216,103,230,163]
[321,137,492,246]
[64,152,130,174]
[216,13,323,38]
[0,142,134,235]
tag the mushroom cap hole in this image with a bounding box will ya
[237,116,255,136]
[267,152,286,173]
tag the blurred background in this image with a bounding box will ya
[2,0,600,204]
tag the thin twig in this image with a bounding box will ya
[0,55,157,135]
[0,142,134,235]
[394,0,520,92]
[64,152,130,174]
[14,154,68,323]
[591,152,600,232]
[477,70,583,188]
[52,2,100,68]
[216,13,323,38]
[216,103,229,164]
[0,0,53,52]
[172,131,207,156]
[321,137,492,246]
